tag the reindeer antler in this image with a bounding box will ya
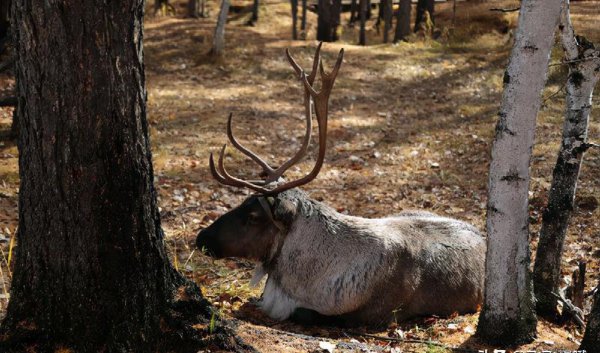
[209,44,344,195]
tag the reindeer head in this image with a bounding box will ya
[197,44,343,261]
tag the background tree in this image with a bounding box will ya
[394,0,411,42]
[0,0,9,54]
[247,0,259,26]
[475,0,563,345]
[301,0,307,38]
[581,287,600,351]
[359,0,367,45]
[211,0,230,56]
[331,0,342,41]
[317,0,333,42]
[0,0,249,351]
[291,0,299,39]
[188,0,207,18]
[414,0,434,33]
[382,0,392,43]
[349,0,358,26]
[533,0,600,320]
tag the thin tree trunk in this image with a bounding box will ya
[317,0,333,42]
[581,286,600,351]
[414,0,434,33]
[248,0,259,25]
[359,0,367,45]
[331,0,341,41]
[291,0,299,39]
[382,0,392,43]
[0,0,9,54]
[394,0,411,42]
[349,0,357,25]
[0,1,250,351]
[211,0,230,57]
[188,0,200,18]
[301,0,307,34]
[475,0,563,345]
[533,0,600,320]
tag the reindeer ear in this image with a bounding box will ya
[272,197,297,229]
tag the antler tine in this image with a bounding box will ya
[214,144,271,192]
[227,113,274,175]
[207,44,342,196]
[262,48,343,196]
[267,81,313,182]
[286,42,322,84]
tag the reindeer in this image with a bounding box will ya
[197,44,485,327]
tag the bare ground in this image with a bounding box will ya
[0,1,599,352]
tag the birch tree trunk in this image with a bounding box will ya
[211,0,230,57]
[475,0,563,345]
[533,0,600,319]
[394,0,411,43]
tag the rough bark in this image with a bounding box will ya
[291,0,298,39]
[394,0,411,42]
[211,0,230,57]
[317,0,333,42]
[414,0,434,33]
[359,0,367,45]
[382,0,392,43]
[475,0,563,345]
[0,1,251,352]
[581,286,600,351]
[533,0,600,320]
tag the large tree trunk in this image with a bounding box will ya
[359,0,367,45]
[475,0,562,345]
[211,0,230,57]
[414,0,434,33]
[291,0,299,39]
[533,0,600,320]
[0,1,249,352]
[394,0,411,42]
[581,286,600,351]
[317,0,333,42]
[382,0,392,43]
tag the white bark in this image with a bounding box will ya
[533,0,600,318]
[211,0,230,57]
[476,0,563,345]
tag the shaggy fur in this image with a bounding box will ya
[197,189,486,327]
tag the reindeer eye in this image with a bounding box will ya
[247,212,261,225]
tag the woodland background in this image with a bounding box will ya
[0,0,599,351]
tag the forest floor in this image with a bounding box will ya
[1,0,600,352]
